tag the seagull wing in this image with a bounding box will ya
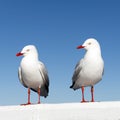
[72,59,83,81]
[70,59,84,89]
[38,61,49,97]
[18,67,27,88]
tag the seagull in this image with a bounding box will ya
[70,38,104,102]
[16,45,49,105]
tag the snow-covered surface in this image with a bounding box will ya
[0,101,120,120]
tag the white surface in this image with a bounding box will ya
[0,101,120,120]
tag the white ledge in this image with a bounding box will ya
[0,101,120,120]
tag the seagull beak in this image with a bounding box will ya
[16,52,23,56]
[77,45,85,49]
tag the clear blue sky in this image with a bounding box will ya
[0,0,120,105]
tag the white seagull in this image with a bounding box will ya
[16,45,49,105]
[70,38,104,102]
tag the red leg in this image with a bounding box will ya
[21,88,31,105]
[37,88,40,104]
[81,86,87,103]
[27,88,31,104]
[91,86,95,102]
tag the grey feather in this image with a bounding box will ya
[38,61,49,97]
[18,67,27,88]
[70,59,83,89]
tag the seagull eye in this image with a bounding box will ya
[88,42,91,45]
[26,49,30,52]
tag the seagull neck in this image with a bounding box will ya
[25,54,39,61]
[85,48,101,57]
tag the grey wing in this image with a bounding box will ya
[72,59,83,81]
[38,61,49,97]
[102,67,104,76]
[70,59,83,89]
[18,67,27,88]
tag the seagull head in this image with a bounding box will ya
[16,45,38,58]
[77,38,101,51]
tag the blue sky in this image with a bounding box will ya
[0,0,120,105]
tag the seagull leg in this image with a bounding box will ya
[27,88,31,104]
[21,88,31,105]
[81,86,87,103]
[91,86,95,102]
[37,87,40,104]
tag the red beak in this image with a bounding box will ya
[16,52,23,56]
[77,45,85,49]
